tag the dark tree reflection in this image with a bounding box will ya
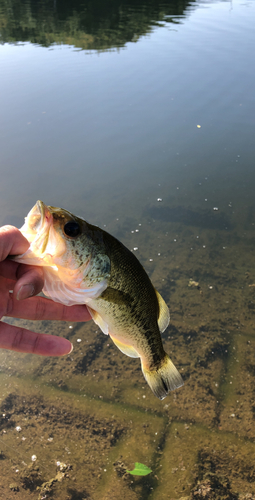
[0,0,193,50]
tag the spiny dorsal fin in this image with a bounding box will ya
[155,289,170,333]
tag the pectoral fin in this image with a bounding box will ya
[155,289,170,333]
[87,307,109,335]
[109,335,140,358]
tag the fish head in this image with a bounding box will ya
[19,200,84,269]
[14,201,111,305]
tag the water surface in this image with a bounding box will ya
[0,0,255,498]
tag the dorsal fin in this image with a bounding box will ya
[155,289,170,333]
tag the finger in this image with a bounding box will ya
[0,259,20,280]
[7,294,91,322]
[14,264,44,300]
[0,226,29,261]
[0,260,44,300]
[0,276,16,291]
[0,321,72,356]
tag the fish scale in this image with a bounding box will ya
[13,200,184,400]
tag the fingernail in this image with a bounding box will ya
[17,284,35,300]
[68,343,73,354]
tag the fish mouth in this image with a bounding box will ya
[33,201,54,254]
[33,200,51,231]
[19,200,53,254]
[36,200,45,221]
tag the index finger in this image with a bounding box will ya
[0,226,29,262]
[7,295,91,322]
[0,322,72,356]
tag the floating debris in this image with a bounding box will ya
[188,279,199,288]
[188,278,202,294]
[9,484,19,492]
[126,462,152,476]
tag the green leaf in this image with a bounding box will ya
[126,462,152,476]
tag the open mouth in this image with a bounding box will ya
[27,200,53,234]
[21,200,53,255]
[34,200,47,230]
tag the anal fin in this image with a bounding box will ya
[110,335,140,358]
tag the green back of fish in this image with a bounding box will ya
[86,223,184,399]
[86,223,166,366]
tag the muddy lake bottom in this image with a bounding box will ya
[0,208,255,500]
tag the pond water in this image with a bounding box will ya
[0,0,255,498]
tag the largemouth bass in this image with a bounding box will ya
[13,201,183,399]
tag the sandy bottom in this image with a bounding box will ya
[0,202,255,499]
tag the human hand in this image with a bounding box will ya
[0,225,91,356]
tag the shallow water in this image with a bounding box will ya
[0,0,255,498]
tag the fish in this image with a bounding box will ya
[13,201,183,400]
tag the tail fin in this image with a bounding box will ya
[142,353,184,400]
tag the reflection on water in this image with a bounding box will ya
[1,0,255,498]
[0,0,190,50]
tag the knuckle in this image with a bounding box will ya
[11,329,25,350]
[11,328,41,354]
[31,334,41,354]
[35,297,47,320]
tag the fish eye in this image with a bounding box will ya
[64,221,81,238]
